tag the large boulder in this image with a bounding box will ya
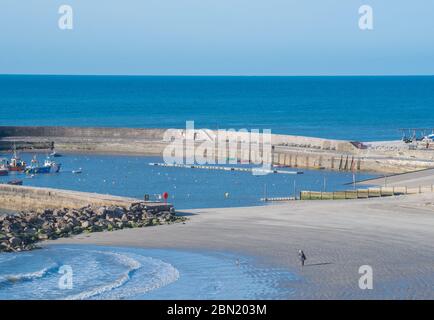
[81,221,90,228]
[104,206,125,219]
[9,236,22,246]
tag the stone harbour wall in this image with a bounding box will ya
[0,184,169,211]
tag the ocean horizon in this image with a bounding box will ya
[1,75,434,141]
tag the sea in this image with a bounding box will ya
[0,245,296,300]
[1,75,434,141]
[1,75,432,299]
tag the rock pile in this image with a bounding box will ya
[0,203,181,252]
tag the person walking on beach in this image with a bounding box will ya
[298,250,306,267]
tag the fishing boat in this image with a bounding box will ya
[25,156,61,174]
[7,144,26,172]
[44,158,61,173]
[7,179,23,185]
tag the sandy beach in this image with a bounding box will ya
[51,193,434,299]
[360,168,434,187]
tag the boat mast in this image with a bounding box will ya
[12,142,19,159]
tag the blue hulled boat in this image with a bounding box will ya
[25,156,61,174]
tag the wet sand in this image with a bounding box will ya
[51,194,434,299]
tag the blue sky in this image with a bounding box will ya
[0,0,433,75]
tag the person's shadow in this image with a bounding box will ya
[304,262,333,267]
[175,211,197,217]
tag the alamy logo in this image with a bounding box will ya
[359,5,374,30]
[58,265,73,290]
[163,121,273,175]
[358,265,373,290]
[58,5,73,30]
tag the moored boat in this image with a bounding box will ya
[72,168,82,174]
[8,156,26,172]
[0,159,9,176]
[26,166,51,174]
[50,150,62,157]
[25,156,61,174]
[0,167,8,176]
[44,158,61,173]
[7,179,23,185]
[7,144,26,172]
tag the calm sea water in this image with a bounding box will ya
[0,153,376,209]
[1,75,434,141]
[0,245,297,300]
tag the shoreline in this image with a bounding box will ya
[50,194,434,299]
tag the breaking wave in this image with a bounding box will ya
[0,245,295,299]
[64,249,179,300]
[0,263,59,286]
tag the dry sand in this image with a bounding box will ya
[360,168,434,188]
[51,194,434,299]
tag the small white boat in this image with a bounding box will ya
[0,166,8,176]
[423,133,434,141]
[50,150,62,157]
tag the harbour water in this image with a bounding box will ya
[1,75,434,141]
[0,245,297,300]
[0,153,377,209]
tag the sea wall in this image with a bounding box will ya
[0,125,358,159]
[0,126,167,139]
[0,140,53,151]
[0,126,355,153]
[0,184,172,212]
[1,126,434,173]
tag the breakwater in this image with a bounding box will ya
[0,202,179,252]
[2,126,434,173]
[0,184,171,212]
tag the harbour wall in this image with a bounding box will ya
[0,126,167,140]
[0,126,355,155]
[0,184,172,212]
[1,126,434,173]
[0,126,355,152]
[271,149,434,173]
